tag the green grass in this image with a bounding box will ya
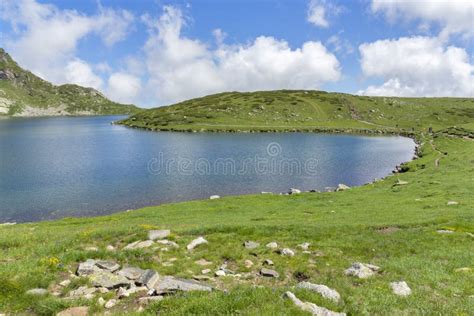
[1,132,473,315]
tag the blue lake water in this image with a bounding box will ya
[0,116,416,222]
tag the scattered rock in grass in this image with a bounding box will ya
[390,281,412,296]
[56,306,89,316]
[215,270,226,277]
[209,195,220,199]
[26,288,48,296]
[187,236,208,250]
[155,239,179,248]
[117,287,130,298]
[117,267,145,280]
[244,260,254,268]
[447,201,459,206]
[138,296,164,306]
[153,276,212,294]
[77,259,97,276]
[98,287,109,294]
[106,245,115,251]
[437,229,454,234]
[124,240,154,250]
[266,241,278,249]
[394,179,408,186]
[105,299,117,309]
[202,269,211,274]
[455,267,472,273]
[84,246,98,251]
[289,188,301,194]
[345,263,380,279]
[137,269,160,289]
[193,275,211,281]
[89,271,131,289]
[296,282,341,303]
[263,259,274,266]
[59,279,71,287]
[298,242,311,250]
[281,248,295,257]
[285,291,346,316]
[260,268,279,278]
[195,258,212,266]
[68,286,97,297]
[148,229,171,240]
[336,184,350,191]
[98,297,105,306]
[244,240,260,249]
[96,260,120,272]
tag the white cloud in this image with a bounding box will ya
[326,34,354,55]
[371,0,474,39]
[65,59,103,89]
[143,6,341,105]
[307,0,343,28]
[107,73,141,104]
[358,36,474,97]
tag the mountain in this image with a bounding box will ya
[0,48,139,116]
[119,90,474,133]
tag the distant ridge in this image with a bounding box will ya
[0,48,139,116]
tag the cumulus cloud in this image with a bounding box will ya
[371,0,474,39]
[307,0,343,28]
[326,34,354,55]
[107,73,141,104]
[143,6,341,105]
[0,0,134,88]
[358,36,474,97]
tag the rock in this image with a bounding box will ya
[84,246,98,251]
[455,267,472,273]
[263,259,274,266]
[124,240,154,250]
[148,229,171,240]
[137,269,160,289]
[195,258,212,266]
[336,184,351,191]
[98,287,109,294]
[98,297,105,306]
[153,276,212,294]
[138,296,164,305]
[187,236,208,250]
[244,240,260,249]
[89,271,131,289]
[96,260,120,272]
[106,245,116,251]
[117,287,130,298]
[26,288,48,295]
[437,229,454,234]
[285,291,346,316]
[390,281,412,296]
[289,188,301,194]
[215,270,226,277]
[345,263,380,279]
[155,239,179,248]
[447,201,459,206]
[298,242,311,250]
[281,248,295,257]
[105,299,117,309]
[193,275,211,281]
[260,268,279,278]
[266,242,278,249]
[127,284,147,295]
[77,259,97,276]
[296,282,341,303]
[56,306,89,316]
[68,286,97,297]
[244,260,254,268]
[202,269,211,274]
[117,267,145,280]
[209,195,220,199]
[59,279,71,287]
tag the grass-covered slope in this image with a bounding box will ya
[119,90,474,133]
[0,128,473,315]
[0,48,139,116]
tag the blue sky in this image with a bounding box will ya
[1,0,473,107]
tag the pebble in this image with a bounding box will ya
[260,268,279,278]
[187,236,208,250]
[390,281,412,296]
[266,242,278,249]
[105,299,117,309]
[298,242,311,250]
[263,259,274,266]
[281,248,295,257]
[244,260,254,268]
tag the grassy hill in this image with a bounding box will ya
[0,48,139,116]
[119,90,474,133]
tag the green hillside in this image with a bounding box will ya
[119,90,474,133]
[0,48,139,116]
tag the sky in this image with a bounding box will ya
[0,0,473,108]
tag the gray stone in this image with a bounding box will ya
[88,271,131,289]
[155,239,179,248]
[98,297,105,306]
[244,260,254,268]
[26,288,48,295]
[195,258,212,266]
[56,306,89,316]
[202,269,211,274]
[244,240,260,249]
[148,229,171,240]
[266,242,278,249]
[285,291,346,316]
[260,268,279,278]
[95,260,120,272]
[263,259,274,266]
[106,245,116,251]
[124,240,154,250]
[68,286,97,297]
[193,275,211,281]
[336,184,351,191]
[345,263,380,279]
[138,296,164,305]
[154,276,212,294]
[137,269,160,289]
[77,259,97,276]
[215,270,226,277]
[104,299,117,309]
[297,282,341,303]
[298,242,311,250]
[187,236,208,250]
[390,281,412,296]
[59,279,71,287]
[117,267,145,280]
[117,287,130,298]
[281,248,295,256]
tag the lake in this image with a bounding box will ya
[0,116,416,222]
